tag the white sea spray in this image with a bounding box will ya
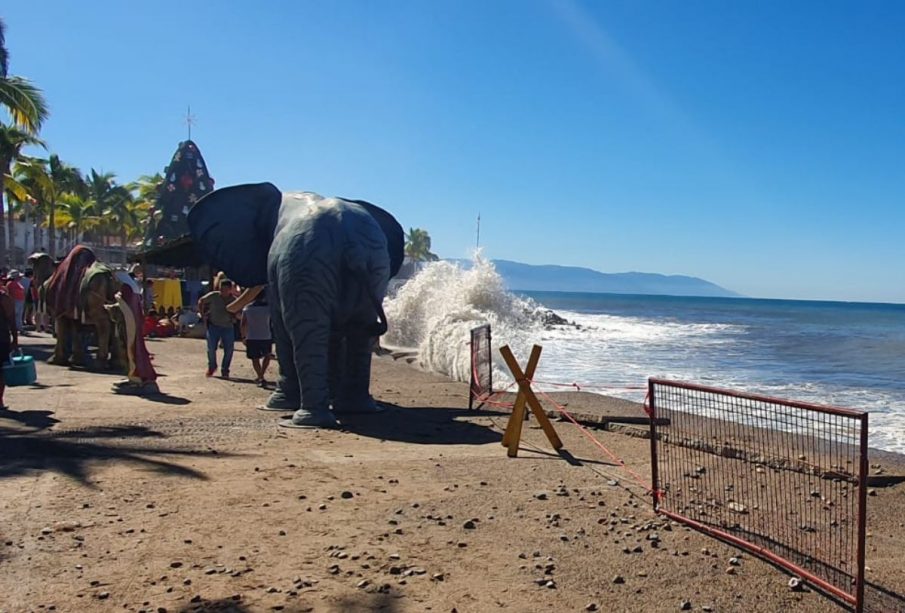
[384,257,544,383]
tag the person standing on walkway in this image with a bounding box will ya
[6,271,25,334]
[22,269,34,329]
[0,286,19,409]
[198,278,236,379]
[241,289,273,387]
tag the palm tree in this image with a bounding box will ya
[55,192,100,247]
[133,173,164,204]
[104,186,141,263]
[404,227,439,262]
[129,173,163,249]
[46,154,84,258]
[0,19,49,265]
[0,128,44,264]
[85,169,119,245]
[8,155,52,257]
[0,19,49,134]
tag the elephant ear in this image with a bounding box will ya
[342,199,405,279]
[188,183,282,287]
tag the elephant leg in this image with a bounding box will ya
[276,245,341,428]
[265,308,301,410]
[93,317,112,370]
[49,317,70,365]
[71,323,88,367]
[332,327,381,414]
[285,310,338,428]
[110,327,126,372]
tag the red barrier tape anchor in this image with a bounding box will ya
[528,379,662,500]
[529,379,647,393]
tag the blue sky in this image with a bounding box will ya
[4,1,904,302]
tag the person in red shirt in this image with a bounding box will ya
[0,287,19,409]
[6,270,25,333]
[143,309,159,338]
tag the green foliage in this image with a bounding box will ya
[405,227,439,262]
[0,76,49,134]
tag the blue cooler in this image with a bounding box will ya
[3,350,37,387]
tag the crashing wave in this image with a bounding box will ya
[384,256,551,382]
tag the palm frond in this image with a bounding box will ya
[0,125,45,159]
[0,76,50,134]
[3,174,29,201]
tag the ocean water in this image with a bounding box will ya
[383,259,905,453]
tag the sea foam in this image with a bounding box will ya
[384,257,545,383]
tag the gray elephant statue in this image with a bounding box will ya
[188,183,404,428]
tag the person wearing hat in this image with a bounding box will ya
[197,277,237,379]
[5,270,25,333]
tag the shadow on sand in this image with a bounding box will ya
[864,583,905,613]
[0,407,60,432]
[337,403,503,446]
[0,421,224,487]
[118,391,191,405]
[326,403,625,468]
[17,336,55,363]
[23,337,128,375]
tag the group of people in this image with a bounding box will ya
[0,268,41,333]
[142,305,200,338]
[197,275,274,386]
[0,267,40,408]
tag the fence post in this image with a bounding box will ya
[468,324,492,411]
[855,413,869,613]
[648,379,659,511]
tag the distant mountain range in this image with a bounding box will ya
[450,259,741,298]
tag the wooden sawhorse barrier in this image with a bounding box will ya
[499,344,563,457]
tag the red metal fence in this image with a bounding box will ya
[469,324,493,410]
[647,379,868,612]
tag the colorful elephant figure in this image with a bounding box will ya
[35,245,123,370]
[189,183,404,428]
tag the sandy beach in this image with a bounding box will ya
[1,333,903,613]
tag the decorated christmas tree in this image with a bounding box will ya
[144,140,214,248]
